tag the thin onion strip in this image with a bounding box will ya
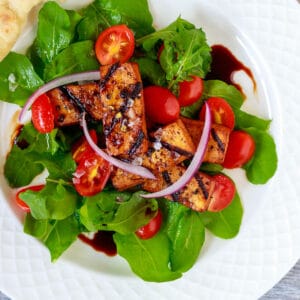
[81,113,156,180]
[142,103,211,199]
[19,71,101,123]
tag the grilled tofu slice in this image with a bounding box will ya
[99,62,148,158]
[143,165,215,212]
[181,117,231,164]
[47,88,81,127]
[111,167,145,191]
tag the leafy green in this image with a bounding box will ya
[43,40,99,81]
[24,213,82,261]
[243,128,278,184]
[200,163,224,174]
[137,18,211,90]
[20,182,78,220]
[77,0,154,41]
[114,231,182,282]
[0,52,43,106]
[79,191,157,234]
[199,192,243,239]
[180,98,203,118]
[234,109,271,131]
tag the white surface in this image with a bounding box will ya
[0,0,300,299]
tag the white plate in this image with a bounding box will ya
[1,0,300,299]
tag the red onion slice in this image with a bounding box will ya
[19,71,100,123]
[142,103,211,199]
[81,113,156,180]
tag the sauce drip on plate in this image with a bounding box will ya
[78,231,117,256]
[206,44,256,94]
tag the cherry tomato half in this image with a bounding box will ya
[178,76,204,107]
[16,184,45,213]
[73,153,111,197]
[95,24,135,65]
[143,86,180,125]
[199,97,235,131]
[135,209,163,239]
[208,174,235,212]
[223,130,255,169]
[72,130,98,164]
[31,94,55,133]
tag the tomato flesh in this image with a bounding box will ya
[223,130,255,169]
[72,130,98,164]
[136,209,163,239]
[208,174,235,212]
[16,184,45,213]
[31,94,55,133]
[143,86,180,125]
[73,153,111,197]
[178,76,203,107]
[95,24,135,65]
[199,97,235,131]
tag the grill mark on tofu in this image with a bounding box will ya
[128,130,145,156]
[194,173,209,200]
[211,128,225,152]
[162,171,180,202]
[120,82,142,101]
[159,141,193,157]
[100,62,121,90]
[60,86,88,114]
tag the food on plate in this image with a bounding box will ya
[0,0,278,282]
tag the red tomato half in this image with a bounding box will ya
[73,153,111,197]
[16,184,45,213]
[72,130,98,164]
[143,86,180,125]
[136,209,163,240]
[95,24,135,65]
[178,76,204,107]
[199,97,235,131]
[31,94,55,133]
[208,174,235,212]
[223,130,255,169]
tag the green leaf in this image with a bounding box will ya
[243,128,278,184]
[161,201,205,273]
[43,40,99,81]
[180,98,203,118]
[203,80,244,109]
[200,163,224,174]
[199,192,243,239]
[0,52,43,106]
[234,109,271,131]
[24,214,81,261]
[114,231,182,282]
[20,182,79,220]
[77,0,154,41]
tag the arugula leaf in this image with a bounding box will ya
[243,128,278,184]
[203,80,244,109]
[43,40,99,81]
[24,213,81,261]
[161,201,205,273]
[199,192,243,239]
[114,231,182,282]
[20,182,79,220]
[79,191,157,234]
[77,0,154,41]
[137,18,211,89]
[0,52,43,106]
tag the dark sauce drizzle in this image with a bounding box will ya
[206,44,257,94]
[78,231,117,257]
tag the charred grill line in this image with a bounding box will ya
[128,130,145,156]
[194,173,209,200]
[120,82,142,100]
[100,62,120,90]
[158,140,193,157]
[162,171,180,202]
[59,86,88,114]
[104,116,122,136]
[211,128,225,152]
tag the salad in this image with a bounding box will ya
[0,0,277,282]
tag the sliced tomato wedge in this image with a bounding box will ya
[95,24,135,65]
[135,209,163,239]
[16,184,45,213]
[31,93,55,133]
[208,174,235,212]
[72,130,98,164]
[73,153,111,197]
[199,97,235,131]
